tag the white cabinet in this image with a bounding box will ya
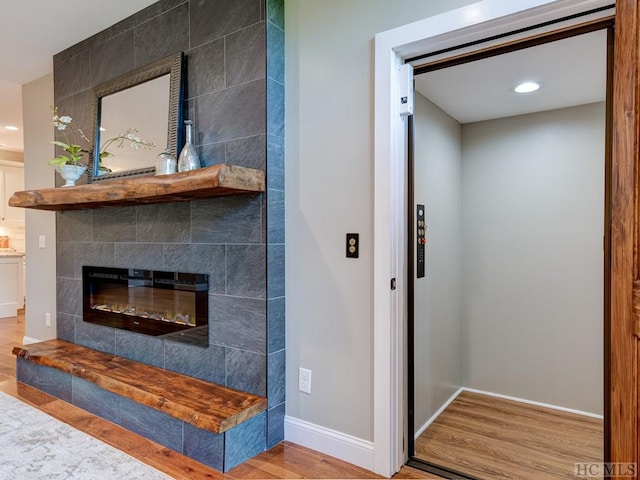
[0,165,25,225]
[0,255,23,317]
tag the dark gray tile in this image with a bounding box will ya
[57,277,82,317]
[94,207,137,242]
[91,30,135,85]
[224,412,266,471]
[267,244,284,299]
[115,330,164,368]
[266,22,284,85]
[267,189,284,244]
[184,424,224,471]
[114,243,164,270]
[56,242,75,279]
[261,193,267,244]
[163,244,225,294]
[55,42,92,65]
[267,134,284,191]
[54,50,92,100]
[55,90,94,133]
[199,142,226,168]
[267,79,284,137]
[134,3,190,67]
[164,341,225,384]
[267,297,284,353]
[191,195,262,244]
[57,313,76,343]
[74,243,115,278]
[57,210,94,243]
[226,348,266,396]
[190,0,261,48]
[187,80,266,145]
[226,135,265,170]
[120,399,183,451]
[267,0,284,30]
[226,23,266,88]
[16,360,72,403]
[72,376,122,424]
[75,320,116,354]
[266,402,284,448]
[186,39,225,99]
[226,244,266,299]
[136,203,190,243]
[211,296,266,353]
[88,0,188,50]
[267,350,285,408]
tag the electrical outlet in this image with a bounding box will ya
[298,367,312,394]
[45,313,51,327]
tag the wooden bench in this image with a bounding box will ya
[12,339,267,434]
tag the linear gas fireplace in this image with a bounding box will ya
[83,266,208,347]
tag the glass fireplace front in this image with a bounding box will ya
[83,266,208,347]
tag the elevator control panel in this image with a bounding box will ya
[417,204,426,278]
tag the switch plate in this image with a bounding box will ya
[45,313,51,327]
[298,367,312,394]
[346,233,359,258]
[38,235,46,249]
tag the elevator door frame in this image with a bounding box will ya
[406,22,613,476]
[371,1,630,476]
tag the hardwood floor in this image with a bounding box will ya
[415,390,603,479]
[0,314,438,479]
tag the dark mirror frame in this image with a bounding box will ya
[89,52,184,182]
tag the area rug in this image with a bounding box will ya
[0,391,172,479]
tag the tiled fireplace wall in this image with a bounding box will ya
[18,0,284,472]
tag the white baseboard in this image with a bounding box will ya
[284,416,374,472]
[415,387,463,440]
[0,303,18,318]
[462,387,604,419]
[22,336,42,345]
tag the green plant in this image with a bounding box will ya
[49,107,90,168]
[49,106,155,169]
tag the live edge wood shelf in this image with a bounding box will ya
[8,164,265,211]
[13,339,267,434]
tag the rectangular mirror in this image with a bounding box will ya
[89,52,184,182]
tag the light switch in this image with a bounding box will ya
[38,235,46,249]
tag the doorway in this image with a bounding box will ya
[406,25,610,479]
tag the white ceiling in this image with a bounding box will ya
[414,29,607,124]
[0,0,158,154]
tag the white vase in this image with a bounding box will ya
[56,164,86,187]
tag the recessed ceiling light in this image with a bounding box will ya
[4,125,19,131]
[513,81,541,94]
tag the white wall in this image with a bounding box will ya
[22,73,57,343]
[461,102,605,414]
[413,92,463,431]
[285,0,478,444]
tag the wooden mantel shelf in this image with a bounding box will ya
[9,164,265,211]
[13,339,267,434]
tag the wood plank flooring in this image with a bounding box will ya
[0,314,439,479]
[415,390,603,479]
